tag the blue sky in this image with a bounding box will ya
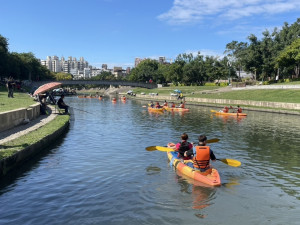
[1,0,300,69]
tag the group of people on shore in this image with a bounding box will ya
[149,100,185,108]
[220,105,242,113]
[172,133,216,172]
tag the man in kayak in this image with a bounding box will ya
[171,102,176,108]
[175,133,193,160]
[185,135,216,172]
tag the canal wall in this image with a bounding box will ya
[132,94,300,114]
[0,117,70,178]
[0,103,40,132]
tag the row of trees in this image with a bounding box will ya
[226,18,300,82]
[128,54,235,85]
[0,35,54,81]
[128,18,300,85]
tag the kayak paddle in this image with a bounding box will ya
[145,138,220,152]
[217,158,241,167]
[145,146,174,152]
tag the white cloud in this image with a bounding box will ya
[158,0,300,25]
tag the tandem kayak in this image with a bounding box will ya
[164,107,189,112]
[211,110,247,117]
[167,151,221,186]
[148,107,164,112]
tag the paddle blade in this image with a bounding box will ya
[218,158,241,167]
[145,146,175,152]
[210,110,217,113]
[207,138,220,143]
[145,146,158,151]
[156,146,175,152]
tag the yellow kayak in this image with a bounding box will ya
[148,107,164,112]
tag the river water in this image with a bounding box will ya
[0,97,300,225]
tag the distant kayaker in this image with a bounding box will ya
[150,101,154,108]
[163,100,168,107]
[236,105,242,113]
[155,102,161,108]
[177,101,185,108]
[171,102,176,108]
[185,135,216,172]
[175,133,193,160]
[220,106,229,113]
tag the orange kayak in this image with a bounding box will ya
[211,110,247,117]
[167,151,221,186]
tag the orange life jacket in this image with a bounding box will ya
[237,108,242,113]
[193,146,210,169]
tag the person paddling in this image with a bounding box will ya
[185,135,216,172]
[175,133,193,160]
[236,105,242,113]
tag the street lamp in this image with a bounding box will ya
[227,61,231,85]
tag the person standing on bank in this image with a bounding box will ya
[6,77,15,98]
[57,95,69,114]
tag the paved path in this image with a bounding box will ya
[0,107,58,145]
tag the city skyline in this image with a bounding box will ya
[1,0,300,69]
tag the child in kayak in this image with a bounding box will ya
[175,133,193,160]
[185,135,216,172]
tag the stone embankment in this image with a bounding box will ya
[129,87,300,115]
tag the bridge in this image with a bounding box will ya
[29,80,157,89]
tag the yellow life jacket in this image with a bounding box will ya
[193,146,210,169]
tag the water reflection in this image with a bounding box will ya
[1,97,300,225]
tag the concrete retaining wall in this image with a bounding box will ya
[0,103,40,132]
[134,94,300,110]
[0,118,70,177]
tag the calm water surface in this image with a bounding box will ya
[0,97,300,225]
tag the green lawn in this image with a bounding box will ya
[0,87,36,112]
[0,114,69,160]
[194,89,300,103]
[133,86,220,95]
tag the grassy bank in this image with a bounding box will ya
[0,115,69,160]
[0,87,36,112]
[133,86,300,104]
[191,89,300,103]
[133,86,220,95]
